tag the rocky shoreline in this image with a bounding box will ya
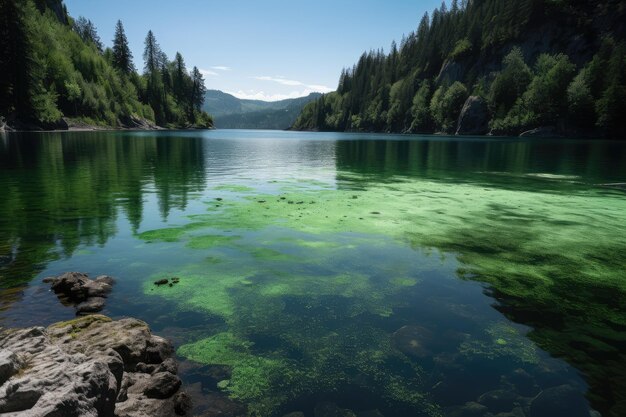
[0,314,191,417]
[0,116,213,133]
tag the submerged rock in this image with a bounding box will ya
[392,325,434,358]
[477,389,521,413]
[529,385,590,417]
[443,401,490,417]
[0,315,189,417]
[43,271,114,314]
[314,401,357,417]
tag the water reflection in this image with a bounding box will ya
[0,131,625,416]
[0,132,206,289]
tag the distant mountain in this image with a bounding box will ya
[203,90,321,130]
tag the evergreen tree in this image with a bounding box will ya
[189,66,206,122]
[112,20,134,74]
[0,0,33,119]
[73,16,103,52]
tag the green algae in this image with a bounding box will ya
[142,175,626,416]
[459,322,539,364]
[213,184,255,193]
[178,332,292,415]
[187,234,239,249]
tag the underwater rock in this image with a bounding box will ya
[391,325,434,358]
[444,401,491,417]
[154,278,169,286]
[314,401,357,417]
[0,315,189,417]
[174,391,193,415]
[529,385,590,417]
[494,406,526,417]
[503,368,539,397]
[357,410,386,417]
[44,271,114,314]
[282,412,305,417]
[477,390,521,413]
[77,296,107,314]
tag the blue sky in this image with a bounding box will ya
[64,0,441,101]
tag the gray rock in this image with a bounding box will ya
[156,358,179,375]
[456,96,490,135]
[77,296,107,314]
[1,315,188,417]
[44,271,114,315]
[529,385,590,417]
[0,326,118,416]
[0,350,22,385]
[174,391,192,415]
[143,372,182,399]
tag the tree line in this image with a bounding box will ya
[293,0,626,138]
[0,0,212,129]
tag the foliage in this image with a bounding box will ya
[293,0,626,138]
[0,0,213,129]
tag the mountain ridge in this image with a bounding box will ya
[203,90,321,129]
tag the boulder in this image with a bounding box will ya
[44,271,114,314]
[456,96,490,136]
[0,315,189,417]
[143,372,182,399]
[529,385,590,417]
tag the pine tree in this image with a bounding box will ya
[74,16,103,52]
[189,66,206,122]
[112,20,134,74]
[143,30,163,75]
[0,0,33,119]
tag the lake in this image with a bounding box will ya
[0,130,625,417]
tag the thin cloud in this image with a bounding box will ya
[211,66,231,71]
[226,89,322,102]
[199,68,219,77]
[253,76,333,93]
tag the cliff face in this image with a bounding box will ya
[33,0,69,25]
[293,0,626,138]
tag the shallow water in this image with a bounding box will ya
[0,130,625,417]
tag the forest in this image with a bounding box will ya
[293,0,626,138]
[0,0,212,130]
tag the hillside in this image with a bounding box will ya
[203,90,321,129]
[0,0,212,130]
[293,0,626,138]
